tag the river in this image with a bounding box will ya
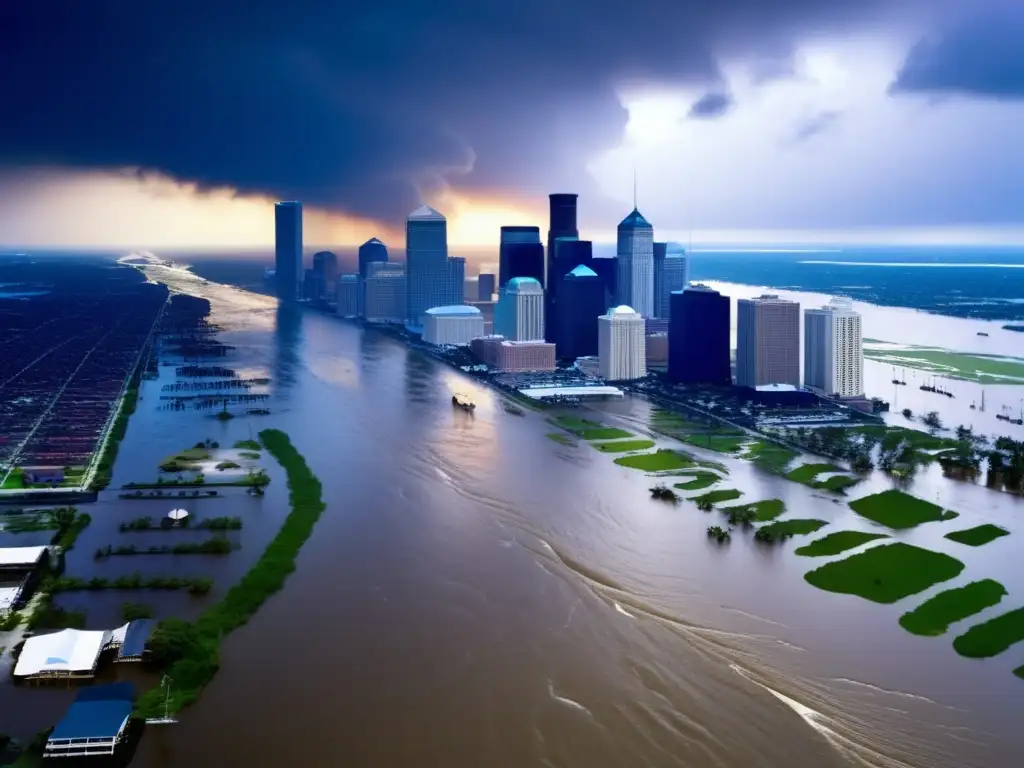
[4,264,1023,767]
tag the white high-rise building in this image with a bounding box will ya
[494,277,544,341]
[615,209,655,318]
[804,298,864,398]
[598,305,647,381]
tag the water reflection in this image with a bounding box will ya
[272,303,303,393]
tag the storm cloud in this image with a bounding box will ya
[0,1,956,224]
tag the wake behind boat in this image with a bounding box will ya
[452,393,476,412]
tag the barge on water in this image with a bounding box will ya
[452,394,476,412]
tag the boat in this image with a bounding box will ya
[978,332,989,337]
[452,394,476,412]
[145,675,179,725]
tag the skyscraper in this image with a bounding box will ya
[557,264,605,361]
[405,205,461,328]
[545,194,578,293]
[653,241,689,319]
[336,274,359,318]
[598,305,646,381]
[668,286,731,385]
[358,238,388,278]
[615,209,655,318]
[494,277,544,341]
[736,295,801,388]
[363,262,406,323]
[477,273,496,301]
[499,227,543,289]
[274,201,303,302]
[311,251,338,302]
[546,237,594,346]
[804,298,864,397]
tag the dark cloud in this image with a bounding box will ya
[0,1,928,224]
[688,92,735,119]
[890,15,1024,99]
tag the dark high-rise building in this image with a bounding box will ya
[274,201,303,301]
[358,238,388,278]
[311,251,338,302]
[406,205,462,328]
[668,286,731,385]
[546,237,594,346]
[302,268,317,301]
[545,193,578,291]
[499,227,543,289]
[478,273,496,301]
[590,255,617,308]
[556,264,605,361]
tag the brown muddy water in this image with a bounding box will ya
[2,265,1023,767]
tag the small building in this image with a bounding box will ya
[645,332,669,367]
[21,466,64,484]
[113,619,156,662]
[741,383,820,408]
[469,335,506,367]
[45,682,134,758]
[422,305,485,346]
[14,628,109,680]
[495,340,556,373]
[0,545,47,613]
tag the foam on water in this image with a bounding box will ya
[547,680,593,717]
[614,601,635,618]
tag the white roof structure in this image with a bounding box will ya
[13,629,108,677]
[606,305,639,316]
[167,508,189,521]
[408,204,445,221]
[0,545,47,568]
[520,385,624,399]
[425,305,481,317]
[1,586,20,612]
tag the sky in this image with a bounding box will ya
[2,1,1024,248]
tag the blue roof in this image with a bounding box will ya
[50,683,133,741]
[118,619,155,659]
[618,208,651,229]
[567,264,598,278]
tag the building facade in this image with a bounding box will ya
[494,277,544,341]
[545,194,579,299]
[645,333,669,367]
[804,297,864,397]
[598,305,647,381]
[736,294,801,388]
[336,274,360,318]
[358,237,388,278]
[422,305,485,346]
[274,201,303,302]
[615,209,655,318]
[496,340,557,372]
[469,335,506,366]
[478,273,496,301]
[556,264,605,361]
[499,226,544,290]
[653,241,689,319]
[405,205,462,327]
[363,262,406,323]
[311,251,338,302]
[668,286,731,385]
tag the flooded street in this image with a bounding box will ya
[4,267,1023,767]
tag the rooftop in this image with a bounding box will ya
[505,277,543,292]
[118,619,156,660]
[425,305,482,316]
[0,545,47,568]
[14,628,107,677]
[361,237,386,247]
[606,305,639,317]
[567,264,598,278]
[408,204,446,221]
[618,208,652,229]
[49,683,134,742]
[520,385,624,399]
[756,383,801,392]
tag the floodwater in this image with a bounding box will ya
[3,265,1023,767]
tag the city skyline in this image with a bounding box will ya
[3,3,1024,248]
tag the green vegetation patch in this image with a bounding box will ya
[136,428,327,718]
[238,451,261,460]
[863,345,1024,385]
[944,524,1010,547]
[577,427,634,441]
[89,375,140,491]
[1014,666,1024,680]
[215,461,241,471]
[614,449,694,472]
[1,470,25,490]
[785,463,858,492]
[742,441,799,472]
[953,607,1024,658]
[122,602,155,622]
[546,432,576,446]
[722,499,786,522]
[233,440,262,451]
[899,580,1007,637]
[849,489,957,529]
[592,439,656,454]
[804,543,964,604]
[678,433,748,454]
[758,519,827,539]
[692,488,743,505]
[673,471,720,491]
[552,415,603,431]
[796,531,889,557]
